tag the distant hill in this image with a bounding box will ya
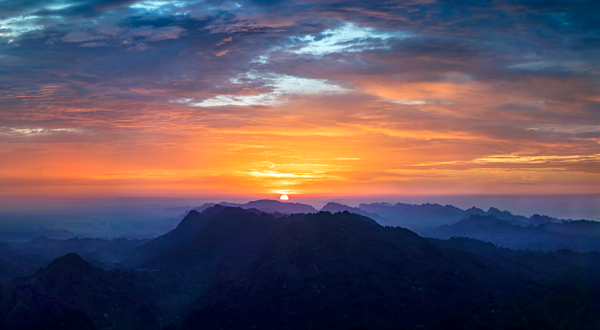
[357,202,560,229]
[320,202,386,222]
[192,200,564,231]
[195,199,317,215]
[428,236,600,281]
[418,214,600,251]
[0,237,147,281]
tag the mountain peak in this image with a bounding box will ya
[196,199,318,215]
[487,207,512,215]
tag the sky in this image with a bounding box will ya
[1,0,599,200]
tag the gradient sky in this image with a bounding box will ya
[1,0,599,198]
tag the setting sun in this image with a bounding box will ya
[280,195,289,201]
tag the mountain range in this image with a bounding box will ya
[1,201,599,329]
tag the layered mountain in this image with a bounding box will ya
[320,202,386,222]
[191,200,564,232]
[419,214,600,251]
[3,204,600,329]
[195,199,317,215]
[358,202,561,229]
[159,207,599,330]
[0,237,147,281]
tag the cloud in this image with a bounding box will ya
[289,22,410,55]
[177,73,350,107]
[0,0,598,195]
[62,32,109,43]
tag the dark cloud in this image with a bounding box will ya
[31,0,140,18]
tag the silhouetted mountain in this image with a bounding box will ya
[320,202,386,222]
[1,253,159,330]
[419,214,600,251]
[0,228,76,242]
[357,202,561,229]
[464,206,487,216]
[145,206,291,276]
[3,204,600,330]
[164,208,581,330]
[0,237,147,281]
[485,207,529,223]
[529,214,556,226]
[131,210,210,263]
[357,202,467,229]
[429,236,600,280]
[195,199,317,215]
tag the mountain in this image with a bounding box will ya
[320,202,386,222]
[0,253,158,330]
[165,208,580,330]
[429,236,600,280]
[419,214,600,251]
[0,228,76,243]
[144,206,291,275]
[357,202,561,229]
[485,207,529,224]
[0,237,147,281]
[357,202,468,229]
[130,210,211,263]
[4,204,600,329]
[195,199,317,215]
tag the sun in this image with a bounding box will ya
[280,194,289,201]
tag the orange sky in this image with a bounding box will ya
[0,1,599,199]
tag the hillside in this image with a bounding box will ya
[166,209,597,330]
[0,253,158,330]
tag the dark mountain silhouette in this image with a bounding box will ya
[0,237,147,281]
[0,253,159,330]
[485,207,529,224]
[357,202,470,228]
[429,237,600,280]
[145,206,291,276]
[419,214,600,251]
[163,208,585,330]
[0,228,76,242]
[2,204,600,330]
[320,202,386,222]
[357,202,561,229]
[195,199,317,215]
[529,214,557,226]
[131,210,211,263]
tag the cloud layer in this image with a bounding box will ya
[0,0,599,196]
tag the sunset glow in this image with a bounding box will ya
[0,0,598,199]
